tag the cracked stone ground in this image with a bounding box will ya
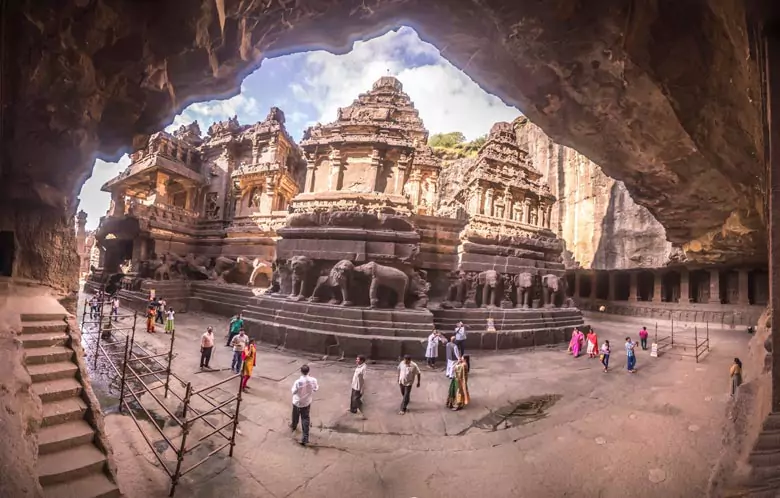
[80,292,749,498]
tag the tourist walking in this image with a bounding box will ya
[639,326,649,350]
[586,329,599,358]
[569,328,584,357]
[445,336,461,379]
[290,365,319,446]
[446,357,470,411]
[164,308,175,334]
[730,357,743,397]
[230,329,248,374]
[454,320,468,357]
[226,313,244,346]
[425,329,447,368]
[397,355,421,415]
[350,355,367,414]
[111,297,119,322]
[625,336,637,373]
[600,340,611,372]
[156,299,166,324]
[89,295,99,319]
[146,304,156,333]
[241,340,257,391]
[200,326,214,369]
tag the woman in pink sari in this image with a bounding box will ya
[570,328,584,357]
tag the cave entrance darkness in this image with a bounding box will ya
[689,270,710,304]
[662,271,681,303]
[0,231,15,277]
[637,271,654,302]
[595,272,609,300]
[565,273,575,297]
[750,269,769,306]
[579,273,592,299]
[721,270,739,304]
[614,273,630,301]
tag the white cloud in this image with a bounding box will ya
[166,91,259,133]
[296,27,519,139]
[78,155,131,230]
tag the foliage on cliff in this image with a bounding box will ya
[428,132,486,159]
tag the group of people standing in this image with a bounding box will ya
[421,321,471,412]
[146,297,174,334]
[199,313,256,392]
[569,326,646,374]
[88,292,120,322]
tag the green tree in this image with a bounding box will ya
[428,132,466,149]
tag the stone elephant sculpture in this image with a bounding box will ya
[443,270,467,308]
[514,272,535,309]
[309,260,355,305]
[477,269,500,308]
[289,255,314,300]
[248,258,272,287]
[541,273,561,308]
[354,262,408,309]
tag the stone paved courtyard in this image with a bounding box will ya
[88,295,749,498]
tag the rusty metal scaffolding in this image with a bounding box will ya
[654,319,711,363]
[81,288,243,496]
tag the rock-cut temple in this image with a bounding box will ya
[88,76,588,358]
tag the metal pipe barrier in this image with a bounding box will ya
[81,285,244,496]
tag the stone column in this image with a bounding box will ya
[546,205,553,229]
[368,148,380,192]
[628,272,638,302]
[738,269,750,305]
[524,199,532,223]
[394,154,409,194]
[484,188,494,217]
[589,271,597,301]
[327,149,342,191]
[184,186,195,211]
[574,272,581,298]
[304,154,316,193]
[709,269,721,304]
[259,175,276,214]
[679,268,691,303]
[768,30,780,411]
[652,272,663,303]
[111,191,126,217]
[608,272,616,301]
[155,171,170,204]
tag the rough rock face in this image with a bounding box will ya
[0,0,766,290]
[518,119,674,270]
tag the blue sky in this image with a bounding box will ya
[78,27,520,230]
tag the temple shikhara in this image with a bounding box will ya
[89,76,584,357]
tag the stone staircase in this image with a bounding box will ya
[20,312,119,498]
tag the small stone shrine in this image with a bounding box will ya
[90,76,585,358]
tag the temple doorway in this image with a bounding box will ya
[662,271,680,303]
[721,270,739,304]
[0,231,15,277]
[689,270,710,303]
[637,271,654,301]
[614,273,630,301]
[565,273,575,297]
[595,272,609,300]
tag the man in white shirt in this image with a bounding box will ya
[111,297,120,322]
[230,329,248,374]
[350,355,367,414]
[200,326,214,369]
[397,355,421,415]
[291,365,319,445]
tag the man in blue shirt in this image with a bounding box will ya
[625,337,637,373]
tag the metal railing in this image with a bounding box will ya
[81,288,243,496]
[654,319,711,363]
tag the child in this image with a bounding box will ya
[600,340,610,372]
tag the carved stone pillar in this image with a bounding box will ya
[524,198,531,223]
[155,171,170,204]
[679,268,691,303]
[652,272,663,303]
[709,269,721,304]
[184,186,195,211]
[407,171,422,206]
[738,269,750,305]
[327,148,342,191]
[252,137,262,164]
[368,148,380,192]
[111,191,126,217]
[628,273,638,302]
[469,186,483,215]
[394,153,409,194]
[546,205,553,229]
[574,272,581,298]
[608,272,616,301]
[260,175,276,214]
[484,188,494,217]
[304,154,316,193]
[503,188,512,219]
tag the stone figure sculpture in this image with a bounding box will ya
[154,259,172,280]
[408,270,430,309]
[309,260,355,305]
[541,274,561,308]
[443,270,467,308]
[501,273,514,308]
[353,262,409,309]
[264,260,284,294]
[289,255,314,300]
[248,258,272,287]
[464,272,479,308]
[477,269,500,308]
[514,272,535,309]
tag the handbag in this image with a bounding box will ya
[599,353,605,361]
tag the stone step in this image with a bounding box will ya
[749,463,780,483]
[20,331,69,348]
[33,377,83,403]
[21,312,69,322]
[38,420,95,455]
[42,472,120,498]
[21,320,68,335]
[42,397,87,427]
[24,346,73,365]
[762,413,780,431]
[27,361,79,383]
[755,430,780,451]
[37,443,107,486]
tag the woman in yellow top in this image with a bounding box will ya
[730,357,743,397]
[241,339,257,392]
